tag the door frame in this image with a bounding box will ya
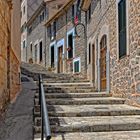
[98,25,110,93]
[56,38,65,73]
[50,41,56,69]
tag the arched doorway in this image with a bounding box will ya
[100,35,107,91]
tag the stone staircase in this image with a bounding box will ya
[34,74,140,140]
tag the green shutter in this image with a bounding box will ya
[74,61,80,73]
[118,0,127,58]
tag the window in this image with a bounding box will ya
[21,11,22,18]
[118,0,127,58]
[74,58,81,73]
[23,6,25,15]
[39,41,43,62]
[53,21,56,37]
[51,45,55,68]
[72,5,75,20]
[30,43,32,55]
[40,12,45,23]
[28,26,32,34]
[87,4,91,23]
[35,44,38,63]
[47,25,51,38]
[68,34,73,59]
[88,43,91,64]
[23,40,26,48]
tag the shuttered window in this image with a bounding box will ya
[51,45,55,68]
[88,43,91,64]
[118,0,127,58]
[74,60,80,73]
[68,34,73,59]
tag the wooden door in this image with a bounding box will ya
[58,46,63,73]
[92,44,95,83]
[100,35,107,91]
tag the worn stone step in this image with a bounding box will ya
[43,82,91,87]
[35,92,110,99]
[44,86,94,90]
[34,115,140,133]
[34,130,140,140]
[34,104,140,117]
[45,89,96,93]
[35,88,96,93]
[34,97,125,105]
[43,79,90,83]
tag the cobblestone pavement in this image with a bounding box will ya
[0,75,37,140]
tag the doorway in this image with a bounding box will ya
[100,35,107,91]
[58,46,63,73]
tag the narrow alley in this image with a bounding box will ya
[0,0,140,140]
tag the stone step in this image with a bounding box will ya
[44,86,94,90]
[35,92,110,99]
[35,89,96,93]
[34,97,125,105]
[34,104,140,117]
[45,88,96,93]
[44,77,86,80]
[34,115,140,133]
[43,79,90,83]
[34,130,140,140]
[43,82,91,86]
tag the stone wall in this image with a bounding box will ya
[46,2,87,77]
[27,10,46,66]
[0,0,21,112]
[87,0,140,100]
[0,0,11,111]
[10,0,21,102]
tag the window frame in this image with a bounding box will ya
[67,28,75,59]
[73,57,81,73]
[116,0,129,60]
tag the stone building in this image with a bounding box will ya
[21,0,27,62]
[26,0,69,66]
[21,0,43,62]
[44,0,88,77]
[44,0,140,104]
[81,0,140,103]
[0,0,21,112]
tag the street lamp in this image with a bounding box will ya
[74,22,87,75]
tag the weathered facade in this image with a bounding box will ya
[21,0,28,62]
[45,0,87,77]
[0,0,21,112]
[27,2,47,65]
[21,0,43,62]
[44,0,140,104]
[26,0,69,66]
[84,0,140,103]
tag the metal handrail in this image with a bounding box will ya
[39,74,51,140]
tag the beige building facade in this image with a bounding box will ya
[44,0,140,105]
[0,0,21,112]
[84,0,140,104]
